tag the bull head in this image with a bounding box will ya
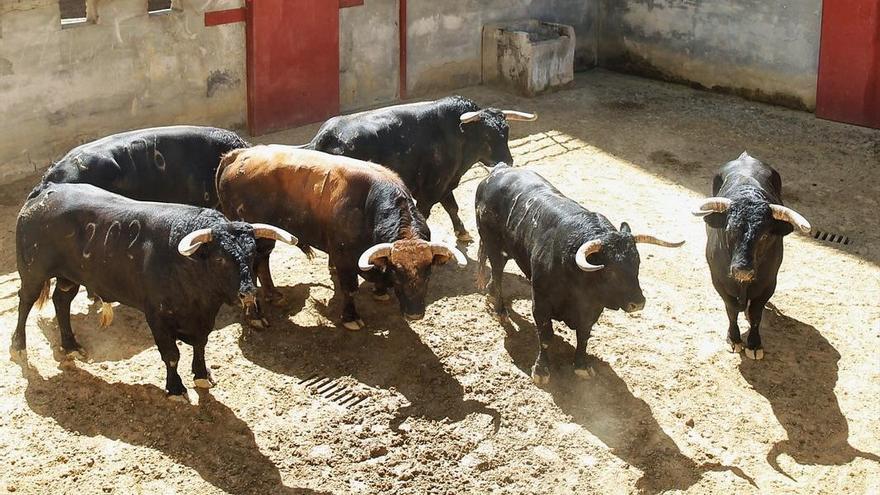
[358,240,466,320]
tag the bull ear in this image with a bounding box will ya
[771,219,795,237]
[619,222,631,234]
[703,212,727,229]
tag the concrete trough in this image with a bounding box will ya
[482,19,575,97]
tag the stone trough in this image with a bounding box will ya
[482,19,575,97]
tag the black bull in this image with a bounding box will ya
[475,165,684,384]
[12,183,294,399]
[693,152,811,360]
[302,96,536,241]
[40,125,249,208]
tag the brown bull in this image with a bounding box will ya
[216,145,465,330]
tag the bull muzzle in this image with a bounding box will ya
[624,300,645,313]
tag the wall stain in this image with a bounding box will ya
[206,70,240,98]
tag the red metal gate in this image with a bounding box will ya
[816,0,880,128]
[245,0,341,135]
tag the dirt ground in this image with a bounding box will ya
[0,70,878,494]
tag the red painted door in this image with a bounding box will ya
[246,0,340,135]
[816,0,880,128]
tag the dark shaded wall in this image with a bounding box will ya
[598,0,822,110]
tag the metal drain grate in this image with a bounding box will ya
[812,229,852,245]
[299,375,368,408]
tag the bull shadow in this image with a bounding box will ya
[238,284,499,431]
[501,308,755,493]
[739,304,880,477]
[22,366,326,495]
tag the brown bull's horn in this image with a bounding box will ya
[459,111,482,124]
[429,242,468,267]
[178,228,213,256]
[252,223,298,245]
[692,197,732,217]
[358,243,394,271]
[633,234,685,248]
[575,239,604,272]
[502,110,538,121]
[769,204,811,234]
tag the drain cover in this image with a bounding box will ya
[299,374,368,408]
[812,229,852,245]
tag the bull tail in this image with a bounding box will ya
[300,244,316,260]
[34,280,51,310]
[476,240,489,290]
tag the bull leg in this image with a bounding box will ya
[10,280,47,363]
[485,247,508,322]
[715,288,743,353]
[335,264,364,331]
[744,291,773,360]
[440,193,471,242]
[191,335,215,388]
[573,318,600,379]
[52,279,86,361]
[146,313,187,400]
[531,303,554,385]
[417,200,434,220]
[372,272,392,302]
[255,239,284,305]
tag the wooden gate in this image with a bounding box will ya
[245,0,341,135]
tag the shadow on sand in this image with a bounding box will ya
[739,304,880,478]
[501,308,755,493]
[240,282,500,431]
[22,365,326,495]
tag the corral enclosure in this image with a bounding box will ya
[1,1,879,495]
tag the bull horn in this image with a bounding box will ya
[502,110,538,121]
[459,111,482,124]
[575,239,604,272]
[252,223,298,245]
[633,234,685,248]
[429,242,468,267]
[769,204,811,234]
[358,243,393,271]
[178,228,213,256]
[692,197,732,217]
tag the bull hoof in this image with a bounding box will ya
[456,231,474,243]
[727,341,743,353]
[9,347,27,364]
[342,319,365,331]
[99,302,114,328]
[744,348,764,360]
[574,367,597,379]
[66,348,89,362]
[531,365,550,385]
[168,393,190,404]
[248,318,270,330]
[372,292,391,302]
[194,377,215,389]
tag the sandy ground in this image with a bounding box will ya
[0,70,878,494]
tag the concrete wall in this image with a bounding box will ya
[340,0,400,111]
[598,0,822,110]
[0,0,247,183]
[406,0,598,96]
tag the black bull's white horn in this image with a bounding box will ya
[459,110,538,123]
[769,204,812,234]
[178,228,213,256]
[692,197,732,217]
[252,223,298,245]
[633,235,685,248]
[178,224,297,257]
[575,239,605,272]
